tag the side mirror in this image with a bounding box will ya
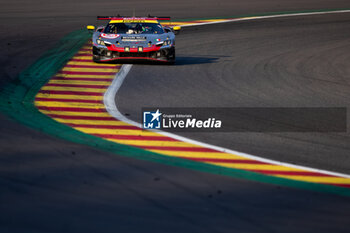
[87,25,95,32]
[172,26,181,35]
[96,26,105,32]
[164,27,171,33]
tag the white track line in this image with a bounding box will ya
[179,9,350,27]
[104,10,350,179]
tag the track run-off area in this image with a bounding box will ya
[28,9,350,196]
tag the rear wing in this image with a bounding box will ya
[97,16,171,21]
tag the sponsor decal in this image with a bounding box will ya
[100,33,120,39]
[123,18,146,23]
[121,36,146,41]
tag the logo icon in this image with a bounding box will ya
[143,109,162,129]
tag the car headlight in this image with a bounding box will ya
[163,40,171,46]
[96,39,106,46]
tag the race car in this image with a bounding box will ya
[87,16,181,64]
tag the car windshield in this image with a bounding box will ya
[104,23,164,34]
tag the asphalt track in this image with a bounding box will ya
[117,13,350,174]
[1,1,350,233]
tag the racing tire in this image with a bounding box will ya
[93,55,102,63]
[166,48,176,65]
